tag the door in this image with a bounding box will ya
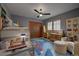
[29,21,43,38]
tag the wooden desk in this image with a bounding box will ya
[48,33,62,41]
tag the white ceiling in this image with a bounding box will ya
[4,3,79,20]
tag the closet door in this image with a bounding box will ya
[29,21,43,38]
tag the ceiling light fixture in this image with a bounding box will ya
[39,14,42,17]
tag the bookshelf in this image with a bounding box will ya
[66,17,79,41]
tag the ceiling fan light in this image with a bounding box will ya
[40,14,42,16]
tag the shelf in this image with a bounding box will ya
[3,27,29,30]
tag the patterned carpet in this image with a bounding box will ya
[31,38,72,56]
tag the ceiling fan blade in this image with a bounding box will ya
[34,9,40,14]
[42,13,51,15]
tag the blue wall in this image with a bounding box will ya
[42,8,79,30]
[11,14,42,27]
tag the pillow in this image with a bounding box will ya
[61,37,68,41]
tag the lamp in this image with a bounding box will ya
[21,33,26,44]
[21,34,26,38]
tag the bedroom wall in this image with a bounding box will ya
[0,14,43,39]
[11,14,42,27]
[42,8,79,31]
[0,4,42,39]
[0,4,11,41]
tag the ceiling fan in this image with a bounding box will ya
[34,9,51,18]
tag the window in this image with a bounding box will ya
[54,20,61,30]
[47,21,52,30]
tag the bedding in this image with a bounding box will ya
[66,42,75,54]
[54,40,79,55]
[32,38,55,56]
[54,41,67,54]
[67,41,79,55]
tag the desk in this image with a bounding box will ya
[48,33,62,41]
